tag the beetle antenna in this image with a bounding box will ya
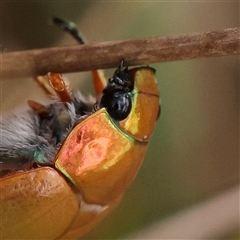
[53,17,87,44]
[118,59,128,70]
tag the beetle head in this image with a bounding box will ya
[100,62,160,142]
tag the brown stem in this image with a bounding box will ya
[1,27,239,79]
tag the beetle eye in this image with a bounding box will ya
[100,90,132,121]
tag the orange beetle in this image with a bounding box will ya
[0,19,160,240]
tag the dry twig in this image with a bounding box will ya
[0,27,239,79]
[128,185,239,239]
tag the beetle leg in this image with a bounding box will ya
[35,71,73,105]
[53,17,108,95]
[34,75,57,97]
[27,100,50,117]
[47,73,72,104]
[53,17,86,44]
[91,69,107,95]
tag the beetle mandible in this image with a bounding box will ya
[0,18,160,239]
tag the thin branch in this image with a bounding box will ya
[128,185,239,239]
[1,27,239,79]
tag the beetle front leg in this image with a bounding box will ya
[47,72,72,103]
[53,17,108,96]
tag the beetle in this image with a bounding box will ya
[0,19,160,239]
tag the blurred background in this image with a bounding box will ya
[0,1,239,239]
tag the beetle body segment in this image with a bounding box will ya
[57,193,122,239]
[0,168,79,239]
[55,108,148,205]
